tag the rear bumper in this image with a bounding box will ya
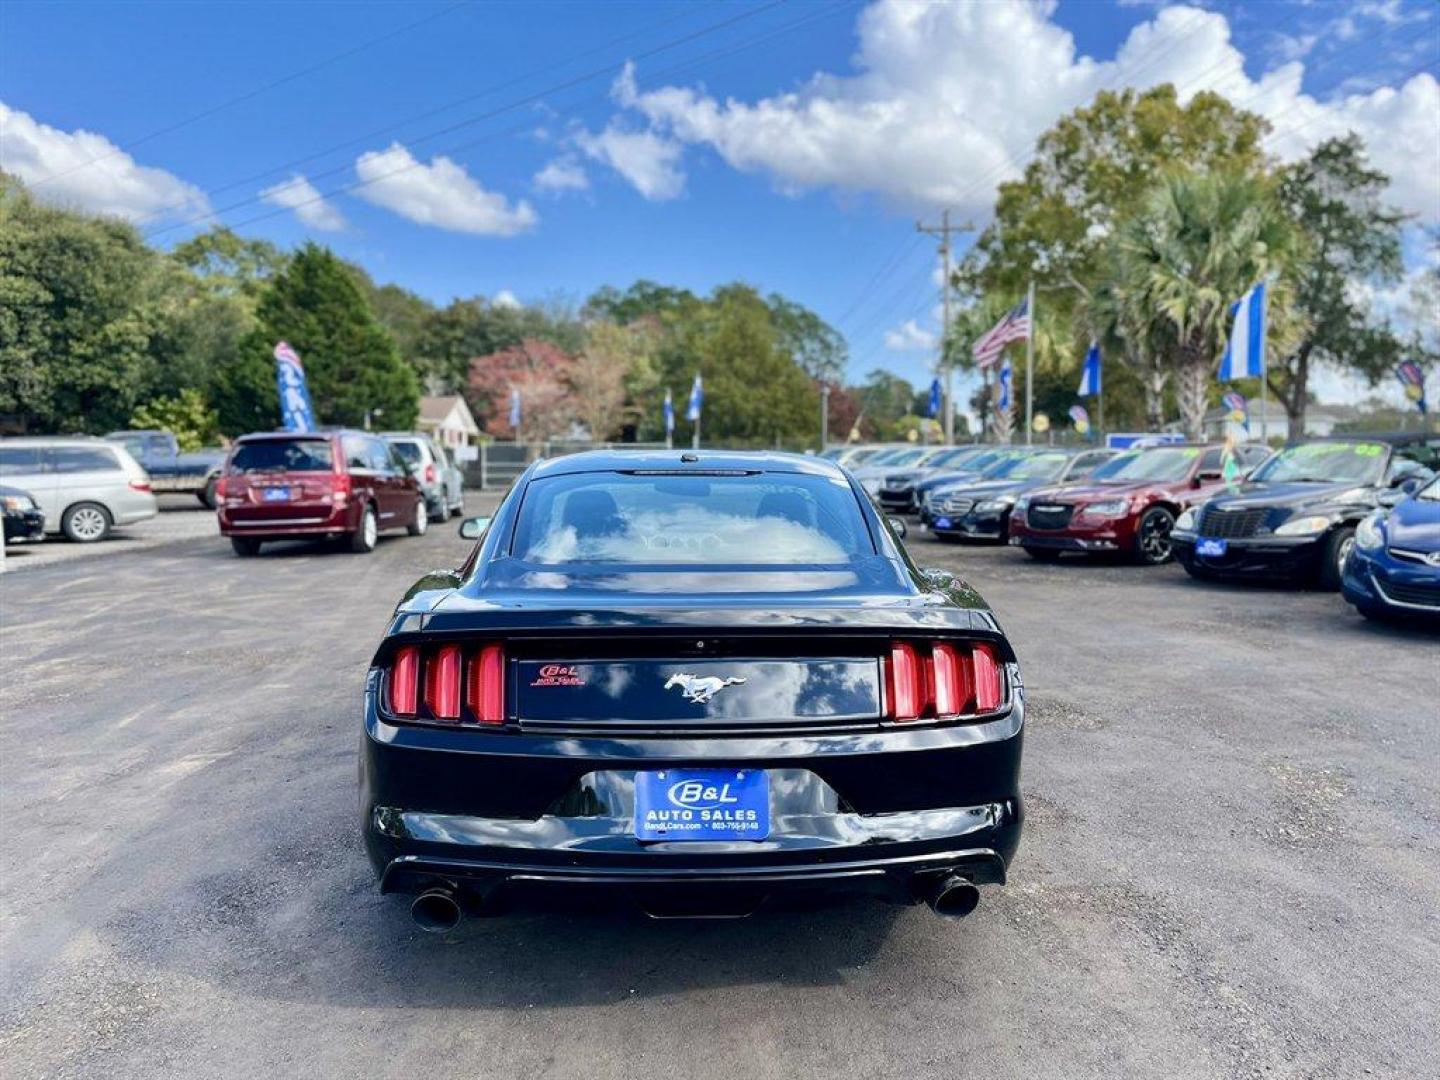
[360,672,1025,907]
[1171,533,1324,580]
[218,503,354,538]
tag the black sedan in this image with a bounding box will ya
[926,447,1117,542]
[1,484,45,542]
[1172,435,1437,589]
[360,450,1024,929]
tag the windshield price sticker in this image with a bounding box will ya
[634,768,770,841]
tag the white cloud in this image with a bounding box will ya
[534,156,589,193]
[574,121,685,201]
[258,174,345,231]
[607,2,1440,222]
[353,142,536,236]
[0,101,209,222]
[492,289,521,309]
[883,318,937,352]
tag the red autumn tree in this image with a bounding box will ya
[467,338,576,440]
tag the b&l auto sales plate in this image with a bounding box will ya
[634,768,770,841]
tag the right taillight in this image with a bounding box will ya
[885,640,1005,722]
[386,642,505,725]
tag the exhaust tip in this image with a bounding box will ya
[410,888,463,933]
[927,874,980,919]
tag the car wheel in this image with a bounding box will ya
[1317,526,1355,591]
[1181,560,1216,581]
[61,502,112,543]
[1024,547,1062,562]
[230,537,262,557]
[349,505,379,554]
[407,498,429,537]
[200,477,219,510]
[1134,507,1176,565]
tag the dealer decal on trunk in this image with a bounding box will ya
[530,664,584,687]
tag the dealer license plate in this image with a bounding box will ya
[1197,538,1228,557]
[634,768,770,841]
[934,517,953,530]
[263,487,291,502]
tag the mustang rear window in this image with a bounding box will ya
[228,439,333,473]
[512,472,874,564]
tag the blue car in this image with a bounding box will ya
[1341,473,1440,622]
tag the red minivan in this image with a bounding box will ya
[216,430,427,556]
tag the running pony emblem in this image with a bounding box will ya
[664,672,747,704]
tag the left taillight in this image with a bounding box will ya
[884,640,1006,723]
[386,642,505,725]
[128,479,152,493]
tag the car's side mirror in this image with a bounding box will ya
[1195,469,1223,484]
[1377,488,1405,508]
[458,515,492,540]
[886,516,908,539]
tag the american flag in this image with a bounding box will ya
[972,298,1030,369]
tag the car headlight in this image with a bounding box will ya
[1174,508,1197,532]
[1274,514,1334,537]
[1354,513,1384,551]
[1083,499,1129,517]
[975,497,1015,513]
[1,495,34,511]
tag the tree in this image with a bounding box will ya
[766,293,848,382]
[854,369,916,439]
[170,227,285,300]
[467,339,575,440]
[130,388,220,450]
[1274,135,1407,432]
[0,175,170,433]
[1113,172,1300,438]
[238,243,418,432]
[581,320,662,439]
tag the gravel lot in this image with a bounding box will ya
[1,510,1436,1079]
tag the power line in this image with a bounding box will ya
[128,1,712,225]
[144,0,797,240]
[25,1,470,190]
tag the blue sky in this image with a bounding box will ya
[3,0,1437,408]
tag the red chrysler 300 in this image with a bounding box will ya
[1008,443,1272,565]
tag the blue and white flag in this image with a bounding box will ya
[663,388,675,434]
[1219,281,1267,381]
[273,341,316,433]
[1077,342,1101,397]
[508,388,521,429]
[998,359,1012,412]
[686,374,703,422]
[927,377,942,419]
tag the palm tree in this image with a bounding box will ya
[1113,172,1300,439]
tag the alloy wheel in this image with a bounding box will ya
[1336,533,1355,578]
[363,510,378,548]
[69,506,108,542]
[1138,510,1174,564]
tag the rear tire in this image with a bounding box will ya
[1133,507,1176,565]
[61,502,112,543]
[1024,547,1062,562]
[1317,526,1354,591]
[199,477,219,510]
[349,505,379,554]
[230,537,261,557]
[407,499,429,537]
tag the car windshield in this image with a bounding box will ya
[512,471,873,565]
[883,448,927,467]
[1006,452,1072,480]
[388,441,423,464]
[228,438,333,473]
[1417,475,1440,501]
[1103,446,1202,482]
[1088,452,1138,479]
[975,452,1029,478]
[1250,441,1388,484]
[925,447,979,469]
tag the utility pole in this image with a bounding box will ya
[916,210,974,445]
[1025,279,1036,445]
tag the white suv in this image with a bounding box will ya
[0,437,159,542]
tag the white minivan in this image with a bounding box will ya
[0,437,159,542]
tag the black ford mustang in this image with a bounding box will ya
[360,450,1024,929]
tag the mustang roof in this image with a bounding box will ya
[528,449,848,480]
